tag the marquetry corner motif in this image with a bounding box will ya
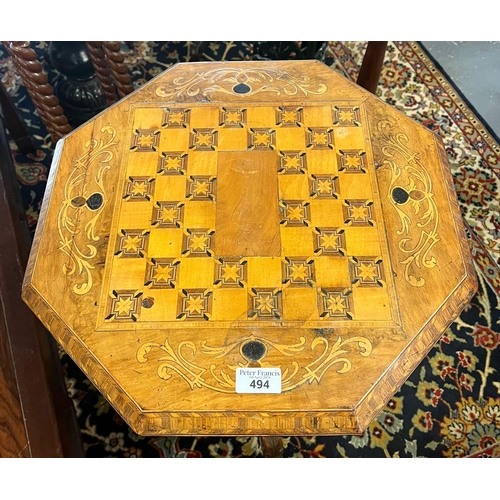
[306,127,334,149]
[123,176,155,201]
[278,151,307,174]
[115,229,150,258]
[106,290,143,321]
[57,125,116,296]
[248,128,276,150]
[152,201,184,228]
[318,287,354,320]
[189,129,218,151]
[343,199,375,226]
[158,152,188,176]
[281,257,316,288]
[155,68,328,99]
[186,176,217,201]
[136,333,372,394]
[181,228,215,257]
[176,288,213,321]
[349,256,386,288]
[338,150,368,173]
[214,258,248,288]
[220,107,247,128]
[309,174,339,199]
[144,258,180,289]
[313,227,346,256]
[276,106,303,127]
[161,107,190,128]
[130,129,161,152]
[377,120,440,287]
[248,288,283,320]
[279,200,311,227]
[22,285,144,432]
[332,106,361,126]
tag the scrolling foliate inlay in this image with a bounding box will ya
[57,126,117,295]
[377,120,440,287]
[155,68,328,99]
[137,334,372,394]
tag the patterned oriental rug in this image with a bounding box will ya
[1,41,499,458]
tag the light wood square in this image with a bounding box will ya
[148,228,183,257]
[190,107,220,128]
[275,127,306,151]
[278,174,309,200]
[138,289,178,322]
[212,288,247,321]
[352,287,392,321]
[159,128,189,151]
[186,151,217,176]
[280,227,314,256]
[333,127,365,150]
[344,227,382,256]
[109,257,147,290]
[126,152,159,177]
[218,128,248,151]
[119,201,154,229]
[314,256,350,288]
[306,150,338,175]
[302,106,333,127]
[178,257,214,289]
[154,176,187,201]
[247,107,276,128]
[283,287,318,321]
[183,202,216,229]
[133,107,163,129]
[339,172,373,199]
[247,257,282,288]
[309,199,344,227]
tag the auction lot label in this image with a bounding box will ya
[236,368,282,394]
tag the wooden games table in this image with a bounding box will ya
[22,60,477,443]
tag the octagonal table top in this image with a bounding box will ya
[22,60,477,436]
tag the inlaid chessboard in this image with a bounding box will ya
[99,103,397,329]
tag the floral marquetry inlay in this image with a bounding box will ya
[137,333,372,394]
[155,68,328,99]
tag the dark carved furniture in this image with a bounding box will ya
[0,101,83,457]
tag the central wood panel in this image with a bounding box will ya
[216,151,280,257]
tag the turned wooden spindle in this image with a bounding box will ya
[85,42,119,106]
[2,41,72,144]
[101,42,134,99]
[261,436,284,458]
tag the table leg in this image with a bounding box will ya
[260,436,284,458]
[356,41,388,94]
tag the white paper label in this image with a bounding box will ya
[236,368,282,394]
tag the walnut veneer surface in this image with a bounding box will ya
[22,60,477,436]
